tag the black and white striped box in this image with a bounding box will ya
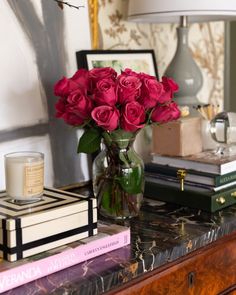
[0,187,97,262]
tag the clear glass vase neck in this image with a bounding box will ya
[102,131,137,150]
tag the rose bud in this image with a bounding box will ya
[62,110,84,126]
[121,68,140,78]
[54,77,79,97]
[117,75,142,104]
[89,67,117,90]
[121,101,146,132]
[91,105,119,131]
[71,68,90,92]
[151,102,181,123]
[55,97,67,118]
[139,77,163,109]
[159,76,179,103]
[67,88,93,120]
[94,79,117,106]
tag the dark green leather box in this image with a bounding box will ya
[144,181,236,212]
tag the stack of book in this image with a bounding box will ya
[144,151,236,212]
[0,221,130,293]
[0,186,131,293]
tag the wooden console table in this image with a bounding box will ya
[106,229,236,295]
[3,194,236,295]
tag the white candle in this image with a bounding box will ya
[5,152,44,203]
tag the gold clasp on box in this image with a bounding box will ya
[177,169,186,191]
[231,191,236,198]
[216,196,226,205]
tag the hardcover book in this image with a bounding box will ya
[152,151,236,175]
[0,221,130,293]
[145,169,236,192]
[144,180,236,212]
[145,162,236,187]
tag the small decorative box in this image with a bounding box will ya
[0,187,97,262]
[152,117,203,156]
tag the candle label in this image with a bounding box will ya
[23,162,44,197]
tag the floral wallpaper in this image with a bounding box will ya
[98,0,224,109]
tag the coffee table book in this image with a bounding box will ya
[145,162,236,187]
[152,151,236,175]
[144,180,236,212]
[145,172,236,193]
[0,222,130,293]
[0,187,97,262]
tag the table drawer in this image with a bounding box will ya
[107,233,236,295]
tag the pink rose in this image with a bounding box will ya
[62,111,84,126]
[158,90,172,104]
[121,68,140,78]
[91,105,119,131]
[54,77,79,97]
[94,79,117,106]
[71,69,90,92]
[117,74,142,104]
[139,77,163,109]
[151,102,180,123]
[162,76,179,94]
[121,101,146,132]
[138,72,156,80]
[67,88,93,119]
[159,76,179,103]
[89,67,117,90]
[55,97,67,118]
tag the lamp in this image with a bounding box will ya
[128,0,236,107]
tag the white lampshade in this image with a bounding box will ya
[128,0,236,108]
[128,0,236,23]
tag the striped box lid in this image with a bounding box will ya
[0,187,97,261]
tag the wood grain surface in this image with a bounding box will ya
[106,232,236,295]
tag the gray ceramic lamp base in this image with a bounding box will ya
[165,26,203,107]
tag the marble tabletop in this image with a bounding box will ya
[3,192,236,295]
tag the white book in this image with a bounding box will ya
[152,151,236,175]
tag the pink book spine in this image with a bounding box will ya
[0,228,130,293]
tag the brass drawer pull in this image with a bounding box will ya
[177,169,186,191]
[231,191,236,198]
[216,197,226,205]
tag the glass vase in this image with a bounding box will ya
[92,131,144,219]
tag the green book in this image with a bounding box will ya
[144,180,236,212]
[145,162,236,187]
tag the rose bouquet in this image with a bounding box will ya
[54,67,180,219]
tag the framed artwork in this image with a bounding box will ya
[76,49,158,78]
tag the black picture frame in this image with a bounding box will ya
[76,49,159,79]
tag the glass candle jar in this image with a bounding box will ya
[5,152,44,203]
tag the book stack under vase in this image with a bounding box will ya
[144,150,236,212]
